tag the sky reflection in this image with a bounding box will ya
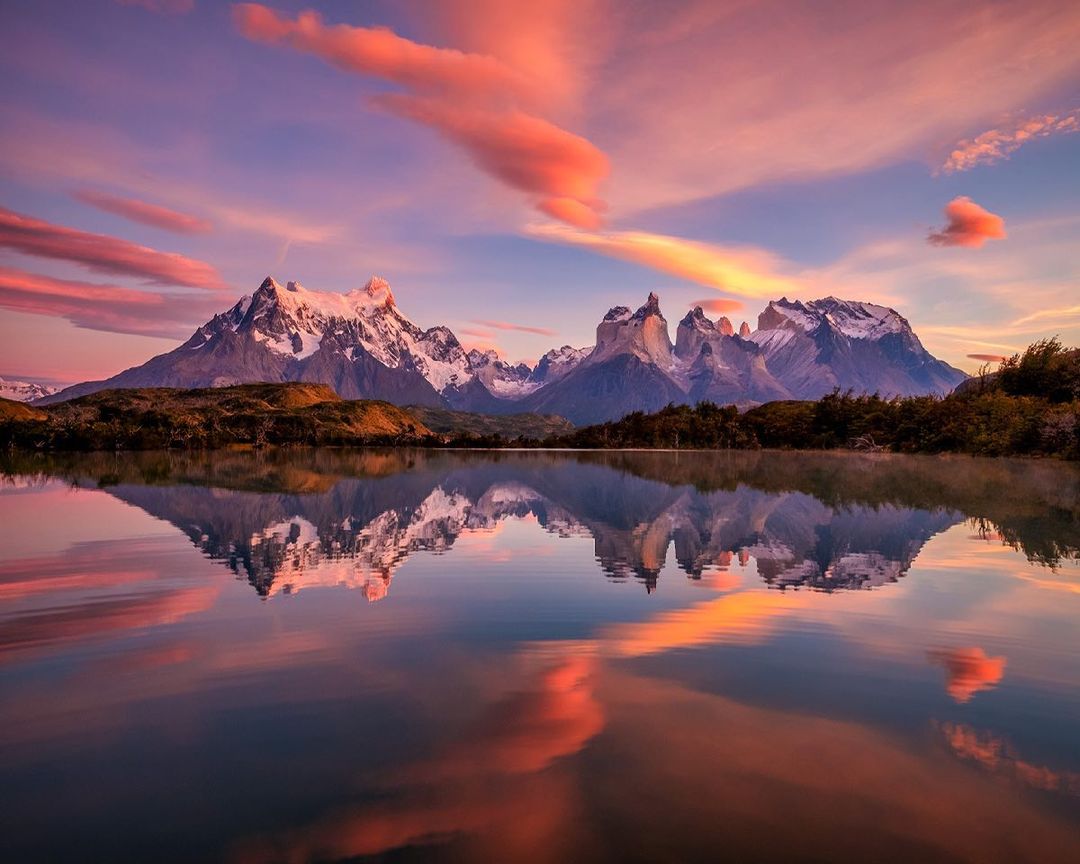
[1,450,1078,862]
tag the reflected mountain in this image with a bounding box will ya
[2,449,999,599]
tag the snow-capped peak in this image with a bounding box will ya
[0,376,57,402]
[757,297,907,340]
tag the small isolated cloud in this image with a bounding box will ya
[928,647,1006,703]
[966,353,1007,363]
[690,298,743,315]
[117,0,194,13]
[942,111,1080,173]
[0,206,222,288]
[928,197,1006,248]
[527,223,801,299]
[74,189,212,235]
[472,319,558,337]
[233,5,607,228]
[0,266,227,338]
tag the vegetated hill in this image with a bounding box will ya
[407,405,574,439]
[0,397,47,422]
[1,383,432,451]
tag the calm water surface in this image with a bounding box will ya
[1,449,1079,863]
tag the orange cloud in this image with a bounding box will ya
[73,189,212,234]
[0,266,226,338]
[603,591,800,658]
[0,206,222,288]
[691,298,744,314]
[526,223,802,298]
[927,647,1006,703]
[234,656,601,862]
[942,111,1080,172]
[472,319,558,337]
[966,353,1007,363]
[928,197,1006,248]
[233,5,608,227]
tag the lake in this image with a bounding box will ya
[1,449,1078,863]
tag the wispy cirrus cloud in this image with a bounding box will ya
[0,266,225,338]
[942,111,1080,173]
[73,189,212,234]
[0,206,222,288]
[472,318,557,337]
[232,4,608,228]
[928,197,1006,249]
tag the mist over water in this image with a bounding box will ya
[2,449,1078,863]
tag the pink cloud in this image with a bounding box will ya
[459,327,495,340]
[472,318,558,337]
[233,5,608,227]
[73,189,212,235]
[966,353,1007,363]
[0,266,226,338]
[690,298,743,314]
[0,206,222,288]
[232,4,532,101]
[378,96,607,225]
[942,111,1080,173]
[928,197,1006,248]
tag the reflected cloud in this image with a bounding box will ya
[939,722,1080,795]
[927,647,1006,703]
[233,655,603,863]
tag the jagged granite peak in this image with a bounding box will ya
[717,316,735,337]
[593,292,674,369]
[632,292,664,321]
[675,307,718,361]
[739,321,751,337]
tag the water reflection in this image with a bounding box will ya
[1,449,1078,863]
[6,449,1038,599]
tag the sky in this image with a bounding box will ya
[0,0,1078,385]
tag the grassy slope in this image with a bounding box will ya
[0,397,47,421]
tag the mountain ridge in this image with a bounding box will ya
[36,275,966,423]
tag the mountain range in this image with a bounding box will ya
[37,276,966,424]
[0,376,57,402]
